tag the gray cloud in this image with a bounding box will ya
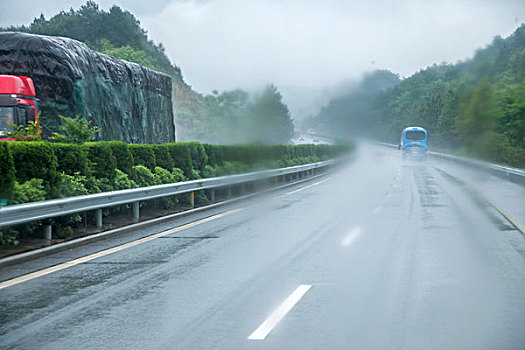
[1,0,524,95]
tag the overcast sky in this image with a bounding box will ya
[1,0,524,94]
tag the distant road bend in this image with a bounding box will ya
[1,143,525,350]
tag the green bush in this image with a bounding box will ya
[129,144,156,170]
[183,142,208,171]
[204,144,224,167]
[56,173,89,198]
[9,142,58,197]
[50,143,90,175]
[0,228,20,246]
[84,142,117,182]
[130,165,158,187]
[12,178,46,205]
[0,142,15,204]
[77,175,111,194]
[0,141,352,246]
[107,141,134,174]
[153,145,174,171]
[154,166,176,184]
[171,168,186,182]
[201,165,218,178]
[166,143,193,177]
[49,115,100,144]
[114,169,137,190]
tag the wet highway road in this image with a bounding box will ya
[1,145,525,349]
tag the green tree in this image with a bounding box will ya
[50,115,100,144]
[456,80,496,152]
[249,85,294,144]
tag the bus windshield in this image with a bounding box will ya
[405,130,426,140]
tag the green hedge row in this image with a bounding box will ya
[0,141,350,204]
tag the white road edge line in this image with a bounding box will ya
[248,284,312,340]
[342,227,362,246]
[0,178,332,290]
[280,177,332,197]
[0,210,240,290]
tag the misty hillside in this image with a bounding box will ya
[311,24,525,168]
[1,1,294,144]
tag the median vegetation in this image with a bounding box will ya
[0,141,351,245]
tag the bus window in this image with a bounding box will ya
[405,130,426,140]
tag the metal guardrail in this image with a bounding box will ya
[0,160,335,235]
[376,142,525,183]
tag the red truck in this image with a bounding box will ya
[0,75,40,140]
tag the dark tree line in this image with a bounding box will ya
[183,85,294,144]
[311,25,525,167]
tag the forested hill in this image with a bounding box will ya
[3,1,183,84]
[1,1,294,144]
[312,24,525,168]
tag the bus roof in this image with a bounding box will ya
[402,126,426,132]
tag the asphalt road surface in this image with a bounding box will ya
[1,144,525,350]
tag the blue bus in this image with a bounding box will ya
[399,126,427,160]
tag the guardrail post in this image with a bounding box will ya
[95,208,103,228]
[190,191,195,208]
[133,202,140,222]
[227,186,232,198]
[241,183,246,194]
[210,189,215,202]
[43,224,52,240]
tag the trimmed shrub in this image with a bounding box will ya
[166,143,193,177]
[0,142,15,204]
[129,144,156,170]
[204,144,224,167]
[153,145,174,170]
[183,142,208,171]
[9,142,58,197]
[130,165,158,187]
[107,141,134,174]
[50,143,90,176]
[83,142,117,182]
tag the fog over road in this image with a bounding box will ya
[1,144,525,350]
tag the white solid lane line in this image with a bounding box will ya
[248,284,312,340]
[0,210,241,290]
[341,227,362,246]
[0,178,332,290]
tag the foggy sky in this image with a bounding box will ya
[1,0,524,94]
